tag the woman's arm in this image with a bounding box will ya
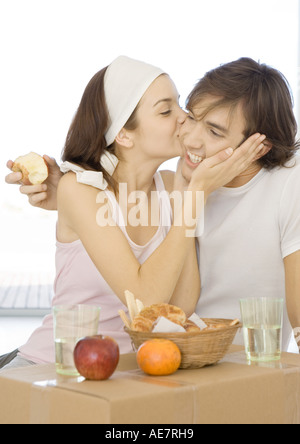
[58,171,197,307]
[5,155,61,210]
[160,168,200,315]
[168,238,200,316]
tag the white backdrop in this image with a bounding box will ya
[0,0,298,173]
[0,0,299,272]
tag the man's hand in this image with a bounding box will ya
[5,155,62,211]
[189,134,266,196]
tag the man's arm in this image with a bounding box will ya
[5,155,61,210]
[284,250,300,352]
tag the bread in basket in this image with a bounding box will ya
[119,291,241,369]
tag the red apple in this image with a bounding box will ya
[74,335,120,380]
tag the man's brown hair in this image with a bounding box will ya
[186,58,300,169]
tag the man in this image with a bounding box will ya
[179,58,300,351]
[6,58,300,352]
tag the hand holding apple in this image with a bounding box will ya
[6,155,62,210]
[74,335,120,380]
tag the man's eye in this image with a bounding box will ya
[210,129,222,137]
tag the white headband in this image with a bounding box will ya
[104,56,165,146]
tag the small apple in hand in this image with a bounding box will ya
[74,335,120,380]
[12,152,49,185]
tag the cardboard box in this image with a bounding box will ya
[1,346,300,424]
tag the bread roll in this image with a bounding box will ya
[131,316,154,332]
[140,304,186,325]
[12,152,48,185]
[131,303,187,332]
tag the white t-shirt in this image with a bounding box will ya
[196,155,300,351]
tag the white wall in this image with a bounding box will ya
[0,0,298,172]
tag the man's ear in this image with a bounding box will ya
[253,140,272,162]
[115,129,134,148]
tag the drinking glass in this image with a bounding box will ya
[240,298,283,362]
[53,305,101,376]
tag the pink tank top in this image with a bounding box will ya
[19,172,172,363]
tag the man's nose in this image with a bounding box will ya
[183,123,204,151]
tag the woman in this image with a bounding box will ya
[2,56,265,369]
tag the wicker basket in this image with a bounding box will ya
[125,318,242,369]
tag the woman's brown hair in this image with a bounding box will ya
[62,66,139,192]
[186,58,300,169]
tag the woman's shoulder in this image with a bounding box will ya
[57,171,102,211]
[58,170,77,188]
[58,171,100,194]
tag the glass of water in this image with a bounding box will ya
[240,298,284,362]
[53,305,101,376]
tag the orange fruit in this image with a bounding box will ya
[136,339,182,376]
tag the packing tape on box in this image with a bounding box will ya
[221,350,300,424]
[28,353,300,424]
[220,350,300,368]
[30,380,52,424]
[114,370,199,424]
